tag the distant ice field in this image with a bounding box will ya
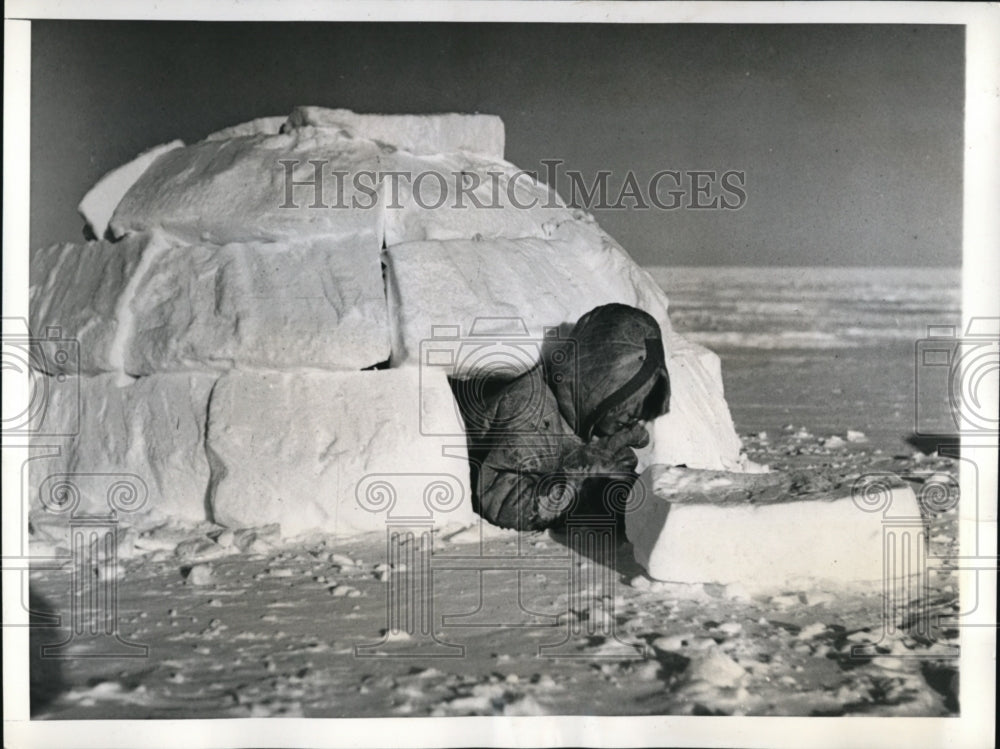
[647,266,963,449]
[646,266,961,349]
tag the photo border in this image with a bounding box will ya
[4,2,997,747]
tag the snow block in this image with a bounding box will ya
[78,140,184,240]
[384,219,674,372]
[385,235,626,371]
[30,233,390,375]
[124,237,390,374]
[29,234,151,374]
[110,127,384,246]
[285,106,505,159]
[638,334,745,471]
[29,373,216,527]
[381,150,574,246]
[207,368,476,538]
[626,465,925,593]
[548,217,672,330]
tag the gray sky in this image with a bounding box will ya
[30,22,963,266]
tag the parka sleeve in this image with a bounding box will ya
[473,383,595,531]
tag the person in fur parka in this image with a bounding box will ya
[455,303,671,531]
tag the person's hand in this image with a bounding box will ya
[596,422,650,453]
[564,441,638,475]
[608,445,639,473]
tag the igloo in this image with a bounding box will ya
[28,107,746,539]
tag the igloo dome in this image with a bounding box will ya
[29,107,745,537]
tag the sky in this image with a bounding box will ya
[29,22,964,266]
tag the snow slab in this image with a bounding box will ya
[636,333,745,471]
[207,368,476,538]
[380,150,574,246]
[626,464,926,593]
[30,233,149,374]
[383,217,675,373]
[551,217,673,329]
[124,236,390,374]
[285,106,505,159]
[78,140,184,240]
[30,233,389,375]
[109,127,385,246]
[28,373,216,528]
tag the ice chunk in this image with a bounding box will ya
[627,464,925,593]
[184,564,215,585]
[682,648,748,688]
[207,368,475,538]
[28,373,216,527]
[78,140,184,239]
[284,106,505,158]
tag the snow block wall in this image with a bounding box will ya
[29,107,745,538]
